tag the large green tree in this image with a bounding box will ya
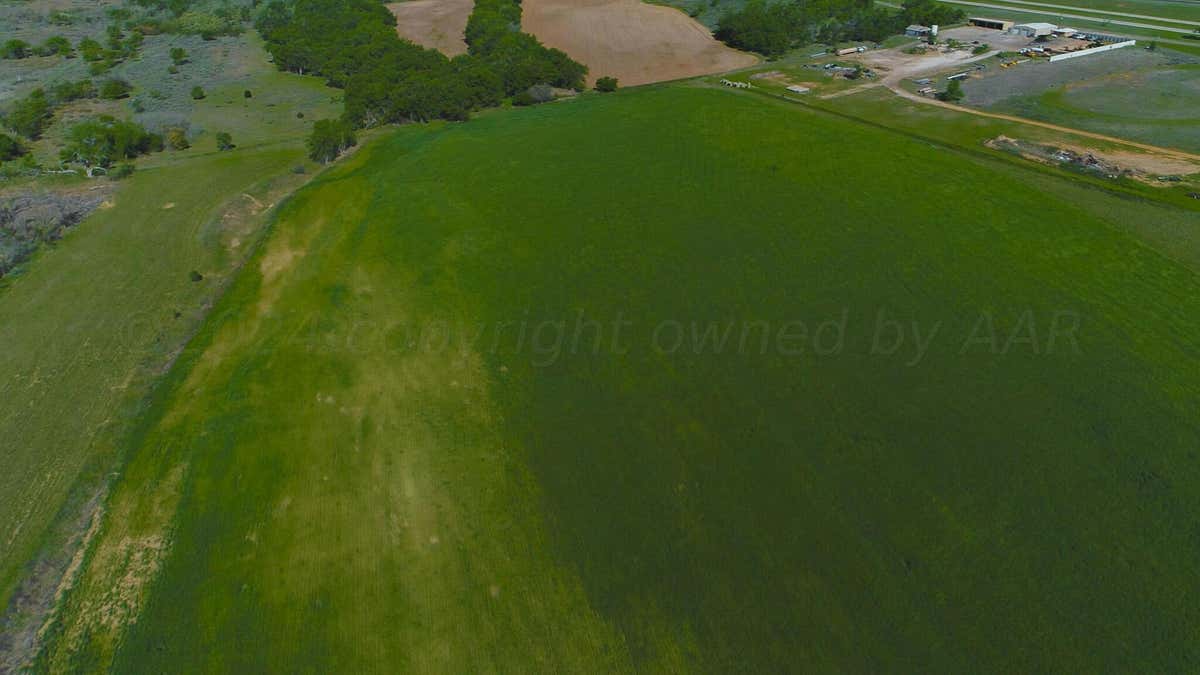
[59,116,162,176]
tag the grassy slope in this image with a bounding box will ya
[0,31,337,643]
[41,84,1200,672]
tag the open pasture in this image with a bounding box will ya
[38,83,1200,673]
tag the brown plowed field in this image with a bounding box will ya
[387,0,472,57]
[521,0,757,86]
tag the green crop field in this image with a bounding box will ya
[36,83,1200,672]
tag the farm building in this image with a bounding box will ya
[906,25,932,37]
[969,17,1013,31]
[785,85,811,94]
[1009,22,1057,37]
[1053,27,1077,35]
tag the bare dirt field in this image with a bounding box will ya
[387,0,472,57]
[521,0,758,86]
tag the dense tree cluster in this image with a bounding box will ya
[715,0,964,56]
[465,0,587,93]
[256,0,586,142]
[59,116,162,176]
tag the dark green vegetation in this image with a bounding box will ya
[0,134,25,162]
[59,117,163,177]
[257,0,583,141]
[40,84,1200,672]
[306,118,356,162]
[595,75,620,92]
[715,0,963,56]
[938,77,964,101]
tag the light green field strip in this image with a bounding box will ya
[0,147,313,637]
[35,148,636,674]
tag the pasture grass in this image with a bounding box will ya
[988,64,1200,153]
[0,31,334,664]
[40,83,1200,672]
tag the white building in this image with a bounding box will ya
[1009,22,1057,37]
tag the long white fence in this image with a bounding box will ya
[1048,40,1136,62]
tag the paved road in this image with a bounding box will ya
[987,0,1200,26]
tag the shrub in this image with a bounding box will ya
[307,119,356,163]
[2,40,31,60]
[215,131,234,150]
[189,270,204,282]
[168,65,179,74]
[109,162,136,179]
[39,36,75,57]
[173,10,240,37]
[169,46,188,65]
[78,38,104,61]
[2,90,53,139]
[165,126,190,150]
[99,78,133,100]
[972,43,990,55]
[937,79,964,102]
[0,133,25,161]
[50,79,97,104]
[190,86,205,100]
[594,76,618,92]
[243,89,252,98]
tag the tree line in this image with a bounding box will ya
[256,0,587,162]
[715,0,964,56]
